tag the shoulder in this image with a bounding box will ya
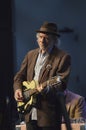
[66,90,85,103]
[27,48,39,55]
[24,48,39,59]
[22,48,39,61]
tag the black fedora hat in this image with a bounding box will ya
[36,22,60,37]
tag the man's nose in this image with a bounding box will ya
[41,37,45,42]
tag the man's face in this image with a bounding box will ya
[37,33,54,53]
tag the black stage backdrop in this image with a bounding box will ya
[0,1,17,130]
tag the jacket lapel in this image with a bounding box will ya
[29,49,39,80]
[38,48,56,82]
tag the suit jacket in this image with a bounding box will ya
[65,90,86,120]
[13,46,71,127]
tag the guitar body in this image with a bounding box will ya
[17,80,38,113]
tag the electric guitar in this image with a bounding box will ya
[17,76,61,113]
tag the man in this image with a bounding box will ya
[65,89,86,121]
[13,22,71,130]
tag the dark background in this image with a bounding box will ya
[0,0,17,130]
[0,0,86,130]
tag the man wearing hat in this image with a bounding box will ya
[13,22,71,130]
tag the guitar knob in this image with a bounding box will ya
[57,76,61,83]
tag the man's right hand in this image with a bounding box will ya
[14,89,23,101]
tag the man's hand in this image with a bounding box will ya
[36,84,44,92]
[14,89,23,101]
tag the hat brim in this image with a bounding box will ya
[36,30,60,37]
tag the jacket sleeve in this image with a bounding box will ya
[13,54,28,92]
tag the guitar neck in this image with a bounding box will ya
[24,88,37,99]
[28,88,37,95]
[42,76,58,88]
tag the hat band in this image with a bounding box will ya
[36,27,60,37]
[39,27,57,34]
